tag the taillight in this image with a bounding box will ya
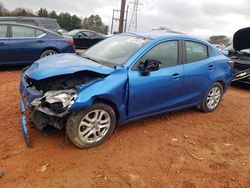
[228,60,234,68]
[65,39,74,46]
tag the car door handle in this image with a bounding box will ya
[171,73,181,79]
[208,65,216,71]
[0,42,6,46]
[36,40,45,43]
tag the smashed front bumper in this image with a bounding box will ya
[19,73,78,147]
[21,97,31,147]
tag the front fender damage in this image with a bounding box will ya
[20,70,109,147]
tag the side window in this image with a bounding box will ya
[185,41,209,63]
[83,31,95,37]
[12,26,36,38]
[139,41,178,69]
[17,20,37,26]
[35,29,45,37]
[78,32,87,37]
[0,25,7,38]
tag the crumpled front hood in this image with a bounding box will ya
[233,27,250,51]
[25,53,114,80]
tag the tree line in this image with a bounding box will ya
[0,2,108,34]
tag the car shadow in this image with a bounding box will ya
[0,64,28,71]
[231,82,250,91]
[116,108,198,132]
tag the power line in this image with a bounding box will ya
[128,0,142,32]
[141,0,161,14]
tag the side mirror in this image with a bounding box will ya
[139,59,162,74]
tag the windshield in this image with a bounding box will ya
[82,35,150,67]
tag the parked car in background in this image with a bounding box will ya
[0,22,75,65]
[0,17,62,34]
[65,29,106,49]
[59,28,69,35]
[20,32,233,148]
[220,45,234,57]
[231,27,250,84]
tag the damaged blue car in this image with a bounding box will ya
[20,33,233,148]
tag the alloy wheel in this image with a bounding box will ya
[206,86,221,110]
[78,109,111,144]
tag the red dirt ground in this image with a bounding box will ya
[0,68,249,188]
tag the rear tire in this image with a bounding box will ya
[200,82,223,112]
[40,50,57,58]
[66,103,116,148]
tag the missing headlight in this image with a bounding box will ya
[31,89,78,116]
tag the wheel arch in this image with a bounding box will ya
[93,97,120,122]
[41,47,60,54]
[215,80,226,92]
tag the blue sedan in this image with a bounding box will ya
[0,23,75,65]
[20,33,233,148]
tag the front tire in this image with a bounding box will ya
[66,103,116,148]
[200,82,223,112]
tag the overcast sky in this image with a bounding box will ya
[3,0,250,39]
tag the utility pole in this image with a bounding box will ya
[110,3,129,34]
[118,0,126,33]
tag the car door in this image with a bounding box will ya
[87,32,103,46]
[0,24,10,65]
[9,25,46,64]
[128,40,184,118]
[81,31,99,48]
[74,32,88,48]
[181,40,213,106]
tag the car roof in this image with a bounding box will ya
[0,22,60,35]
[125,32,210,45]
[0,22,43,29]
[71,29,97,33]
[0,16,57,21]
[126,32,188,39]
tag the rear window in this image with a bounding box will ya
[37,19,60,30]
[12,26,35,38]
[0,25,7,38]
[185,41,209,63]
[82,31,96,37]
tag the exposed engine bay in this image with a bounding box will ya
[25,71,105,92]
[24,71,107,130]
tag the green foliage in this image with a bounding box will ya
[209,35,230,46]
[56,13,82,31]
[82,15,108,34]
[0,2,108,34]
[10,8,34,16]
[38,8,48,17]
[48,10,57,19]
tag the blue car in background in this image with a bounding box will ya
[20,33,233,148]
[0,22,75,65]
